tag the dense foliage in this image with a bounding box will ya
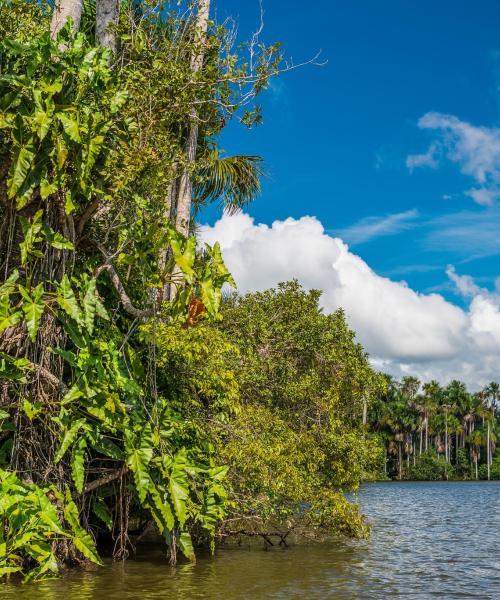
[0,0,381,583]
[153,282,386,543]
[215,283,385,539]
[368,377,500,481]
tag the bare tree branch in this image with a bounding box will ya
[84,465,128,493]
[94,263,156,319]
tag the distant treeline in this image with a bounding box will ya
[368,377,500,481]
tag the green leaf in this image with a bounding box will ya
[206,242,235,285]
[63,491,102,565]
[0,566,22,577]
[56,275,83,325]
[71,437,87,493]
[19,283,45,342]
[7,137,36,200]
[61,384,83,405]
[57,112,81,142]
[90,435,123,460]
[169,449,189,527]
[178,531,195,560]
[65,190,75,214]
[109,89,129,113]
[0,311,22,335]
[126,445,153,503]
[23,398,42,420]
[54,419,86,463]
[55,134,68,168]
[0,269,19,298]
[199,276,220,318]
[31,110,53,141]
[150,484,175,531]
[82,277,97,334]
[19,210,44,265]
[168,226,196,283]
[42,224,74,251]
[40,176,58,199]
[58,312,86,348]
[93,499,112,531]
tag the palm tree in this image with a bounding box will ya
[481,383,499,480]
[422,380,441,452]
[467,430,485,480]
[193,150,265,216]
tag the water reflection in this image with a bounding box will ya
[4,482,500,599]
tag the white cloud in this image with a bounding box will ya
[407,112,500,205]
[201,212,500,389]
[446,265,483,298]
[406,140,441,171]
[334,209,419,245]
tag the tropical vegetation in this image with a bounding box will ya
[368,376,500,482]
[1,0,497,586]
[0,0,381,583]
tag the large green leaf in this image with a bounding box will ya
[0,311,22,336]
[126,445,153,503]
[42,223,74,251]
[82,277,97,334]
[57,112,81,142]
[148,483,175,531]
[7,137,36,201]
[168,226,196,283]
[71,437,87,493]
[19,210,44,265]
[90,435,123,460]
[0,269,19,298]
[31,109,53,141]
[178,531,195,560]
[92,499,112,531]
[0,270,21,334]
[19,283,45,342]
[199,276,221,318]
[54,420,86,463]
[169,449,189,527]
[56,275,83,325]
[63,491,102,565]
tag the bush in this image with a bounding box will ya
[408,451,456,481]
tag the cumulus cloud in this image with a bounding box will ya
[407,112,500,205]
[334,209,419,245]
[200,212,500,388]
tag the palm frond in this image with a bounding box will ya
[193,151,265,215]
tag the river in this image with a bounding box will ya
[4,481,500,599]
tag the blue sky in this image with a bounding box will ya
[202,0,500,304]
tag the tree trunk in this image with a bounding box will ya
[398,442,402,480]
[50,0,83,38]
[425,416,428,451]
[174,0,211,237]
[444,411,448,463]
[487,421,491,481]
[362,396,367,428]
[96,0,120,52]
[419,427,423,456]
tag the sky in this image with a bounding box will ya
[199,0,500,388]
